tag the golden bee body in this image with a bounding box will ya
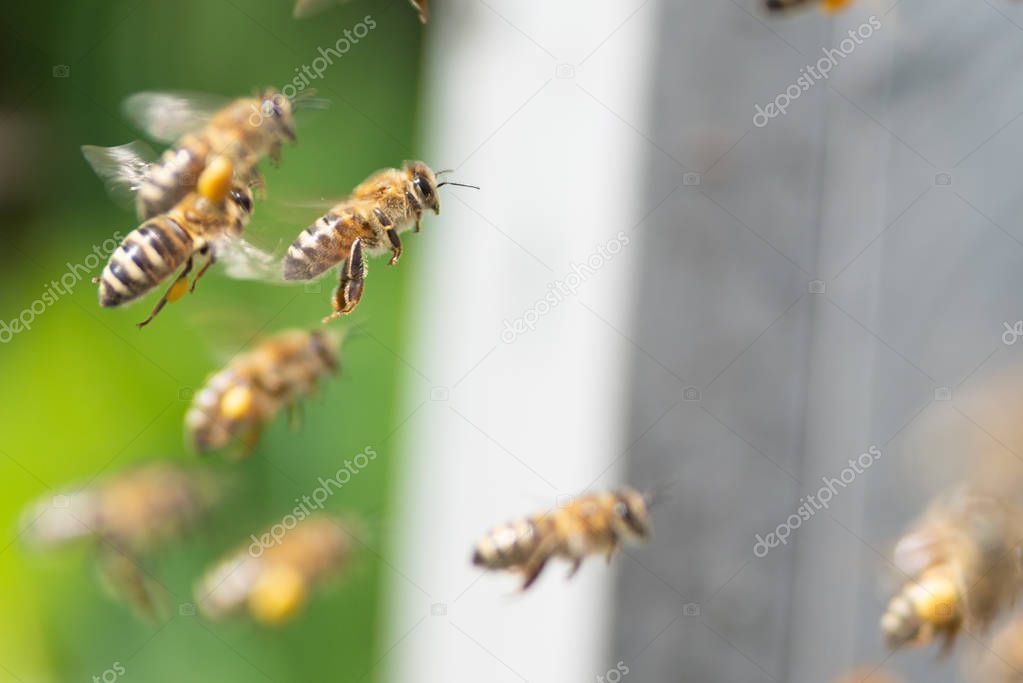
[185,328,340,456]
[133,91,295,219]
[472,488,653,590]
[195,515,355,625]
[765,0,853,12]
[881,491,1023,651]
[283,162,447,321]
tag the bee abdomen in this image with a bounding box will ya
[472,518,539,569]
[136,148,205,219]
[283,213,350,281]
[99,218,193,308]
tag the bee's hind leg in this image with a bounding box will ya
[323,239,366,323]
[190,246,217,293]
[137,256,194,328]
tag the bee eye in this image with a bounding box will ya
[414,175,433,198]
[614,502,629,518]
[230,189,252,213]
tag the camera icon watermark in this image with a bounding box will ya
[934,173,952,186]
[430,386,450,402]
[178,387,194,401]
[52,495,69,509]
[556,494,574,508]
[304,281,322,294]
[430,603,447,617]
[934,387,952,401]
[52,65,70,78]
[1003,321,1023,346]
[683,387,701,402]
[179,602,196,617]
[683,602,701,617]
[683,172,702,187]
[808,280,826,294]
[555,63,575,79]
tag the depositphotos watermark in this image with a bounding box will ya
[248,446,377,556]
[753,445,882,558]
[501,231,631,343]
[0,233,124,343]
[753,16,881,128]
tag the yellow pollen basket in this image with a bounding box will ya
[166,277,190,303]
[197,155,234,203]
[820,0,854,12]
[220,385,254,420]
[248,565,307,625]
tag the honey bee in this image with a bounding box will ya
[765,0,854,12]
[195,515,356,625]
[880,490,1023,652]
[293,0,427,23]
[185,328,342,457]
[282,162,477,322]
[20,462,221,620]
[472,488,653,590]
[83,89,295,220]
[94,155,265,328]
[831,668,903,683]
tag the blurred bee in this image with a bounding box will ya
[765,0,854,12]
[94,155,266,328]
[20,462,221,620]
[880,490,1023,652]
[975,617,1023,683]
[83,89,295,220]
[293,0,427,23]
[831,668,903,683]
[472,488,653,590]
[282,162,477,322]
[185,328,342,457]
[195,515,356,625]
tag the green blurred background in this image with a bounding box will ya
[0,1,424,680]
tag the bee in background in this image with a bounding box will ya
[472,488,653,590]
[831,668,903,683]
[83,89,296,220]
[185,328,342,458]
[94,155,264,328]
[880,490,1023,652]
[765,0,854,13]
[20,462,221,620]
[195,515,357,625]
[282,162,477,322]
[293,0,427,23]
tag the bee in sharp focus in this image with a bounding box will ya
[880,489,1023,652]
[282,162,477,322]
[472,488,653,590]
[185,328,342,457]
[20,462,221,620]
[765,0,854,13]
[94,155,263,328]
[83,89,296,220]
[195,515,357,625]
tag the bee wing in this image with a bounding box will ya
[96,547,169,623]
[81,141,157,210]
[122,91,228,144]
[293,0,349,18]
[215,236,292,284]
[195,554,263,619]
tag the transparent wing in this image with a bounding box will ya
[123,91,229,144]
[293,0,350,19]
[81,141,157,210]
[215,236,292,284]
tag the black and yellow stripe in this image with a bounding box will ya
[99,217,194,308]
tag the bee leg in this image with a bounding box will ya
[606,545,619,564]
[373,208,401,265]
[323,239,366,323]
[288,401,304,429]
[236,421,264,459]
[269,141,282,167]
[520,536,559,590]
[190,247,217,293]
[566,558,583,579]
[137,256,194,328]
[249,168,267,200]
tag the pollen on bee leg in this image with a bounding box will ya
[197,155,234,203]
[248,565,307,625]
[220,385,254,420]
[820,0,853,12]
[166,277,190,303]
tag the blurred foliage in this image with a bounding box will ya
[0,1,423,681]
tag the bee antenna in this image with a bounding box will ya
[436,169,455,176]
[644,480,677,509]
[436,181,480,190]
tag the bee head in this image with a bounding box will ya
[258,90,296,142]
[229,184,254,216]
[613,488,653,540]
[407,161,441,215]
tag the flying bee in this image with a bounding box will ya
[293,0,427,22]
[472,488,653,590]
[832,668,903,683]
[195,515,357,625]
[19,462,221,620]
[880,490,1023,652]
[83,89,295,220]
[94,155,269,328]
[185,328,342,457]
[282,162,477,322]
[765,0,854,12]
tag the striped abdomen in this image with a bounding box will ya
[136,144,207,219]
[99,218,194,308]
[284,204,391,281]
[472,517,545,570]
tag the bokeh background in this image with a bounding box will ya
[8,1,1023,683]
